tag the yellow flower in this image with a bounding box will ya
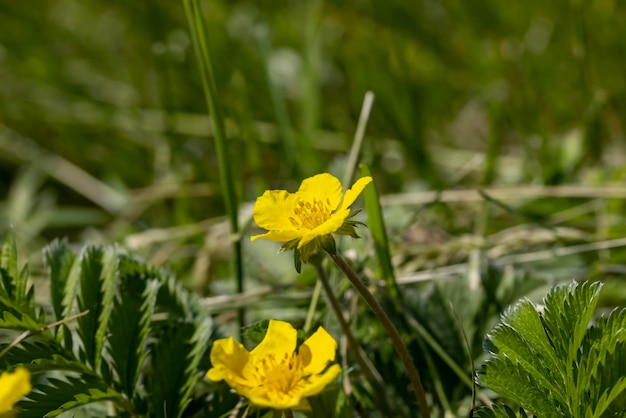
[207,320,341,410]
[250,173,372,265]
[0,367,31,414]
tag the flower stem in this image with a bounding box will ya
[283,409,294,418]
[329,252,430,418]
[311,258,395,415]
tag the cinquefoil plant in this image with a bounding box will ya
[475,280,626,418]
[0,231,222,418]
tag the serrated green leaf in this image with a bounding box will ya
[480,357,566,417]
[18,375,122,418]
[75,245,105,369]
[0,230,31,309]
[580,309,626,417]
[0,308,41,332]
[18,263,34,311]
[473,404,529,418]
[108,256,159,399]
[541,281,602,410]
[149,315,213,418]
[0,339,77,374]
[93,245,118,372]
[180,316,214,416]
[484,301,567,406]
[0,229,18,293]
[479,281,626,418]
[541,281,602,361]
[149,322,195,418]
[155,272,195,321]
[0,267,16,302]
[591,374,626,418]
[30,356,94,376]
[44,239,77,328]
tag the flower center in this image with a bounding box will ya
[253,352,303,396]
[290,198,332,230]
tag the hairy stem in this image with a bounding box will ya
[311,259,394,415]
[329,252,430,418]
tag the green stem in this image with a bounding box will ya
[329,252,430,418]
[303,280,322,333]
[283,409,294,418]
[311,258,395,416]
[183,0,244,336]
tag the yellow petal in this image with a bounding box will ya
[299,326,338,375]
[253,190,299,231]
[250,320,297,362]
[243,389,301,410]
[297,173,343,209]
[0,367,31,413]
[206,338,250,382]
[297,208,349,248]
[336,176,372,212]
[298,364,341,398]
[250,230,304,243]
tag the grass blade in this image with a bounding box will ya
[183,0,244,335]
[359,163,400,301]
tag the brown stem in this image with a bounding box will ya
[311,259,394,415]
[329,252,430,418]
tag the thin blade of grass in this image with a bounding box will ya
[343,91,374,186]
[256,24,298,178]
[360,163,400,302]
[183,0,244,336]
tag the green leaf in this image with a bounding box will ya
[541,281,602,409]
[484,301,567,407]
[180,317,214,416]
[0,230,32,310]
[0,308,41,333]
[76,245,105,369]
[360,164,400,301]
[149,317,214,418]
[108,255,159,399]
[18,375,122,418]
[94,245,118,372]
[0,339,72,367]
[44,239,77,328]
[154,268,195,321]
[246,319,270,345]
[0,267,16,303]
[473,404,529,418]
[579,309,626,417]
[0,229,18,292]
[480,356,566,417]
[479,281,624,418]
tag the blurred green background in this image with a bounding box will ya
[1,0,626,294]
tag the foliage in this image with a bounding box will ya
[477,280,626,418]
[0,233,222,418]
[1,1,626,417]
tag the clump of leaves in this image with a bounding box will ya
[476,280,626,418]
[0,231,221,418]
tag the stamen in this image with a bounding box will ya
[292,198,332,229]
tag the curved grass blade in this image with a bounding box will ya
[359,163,400,301]
[183,0,244,336]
